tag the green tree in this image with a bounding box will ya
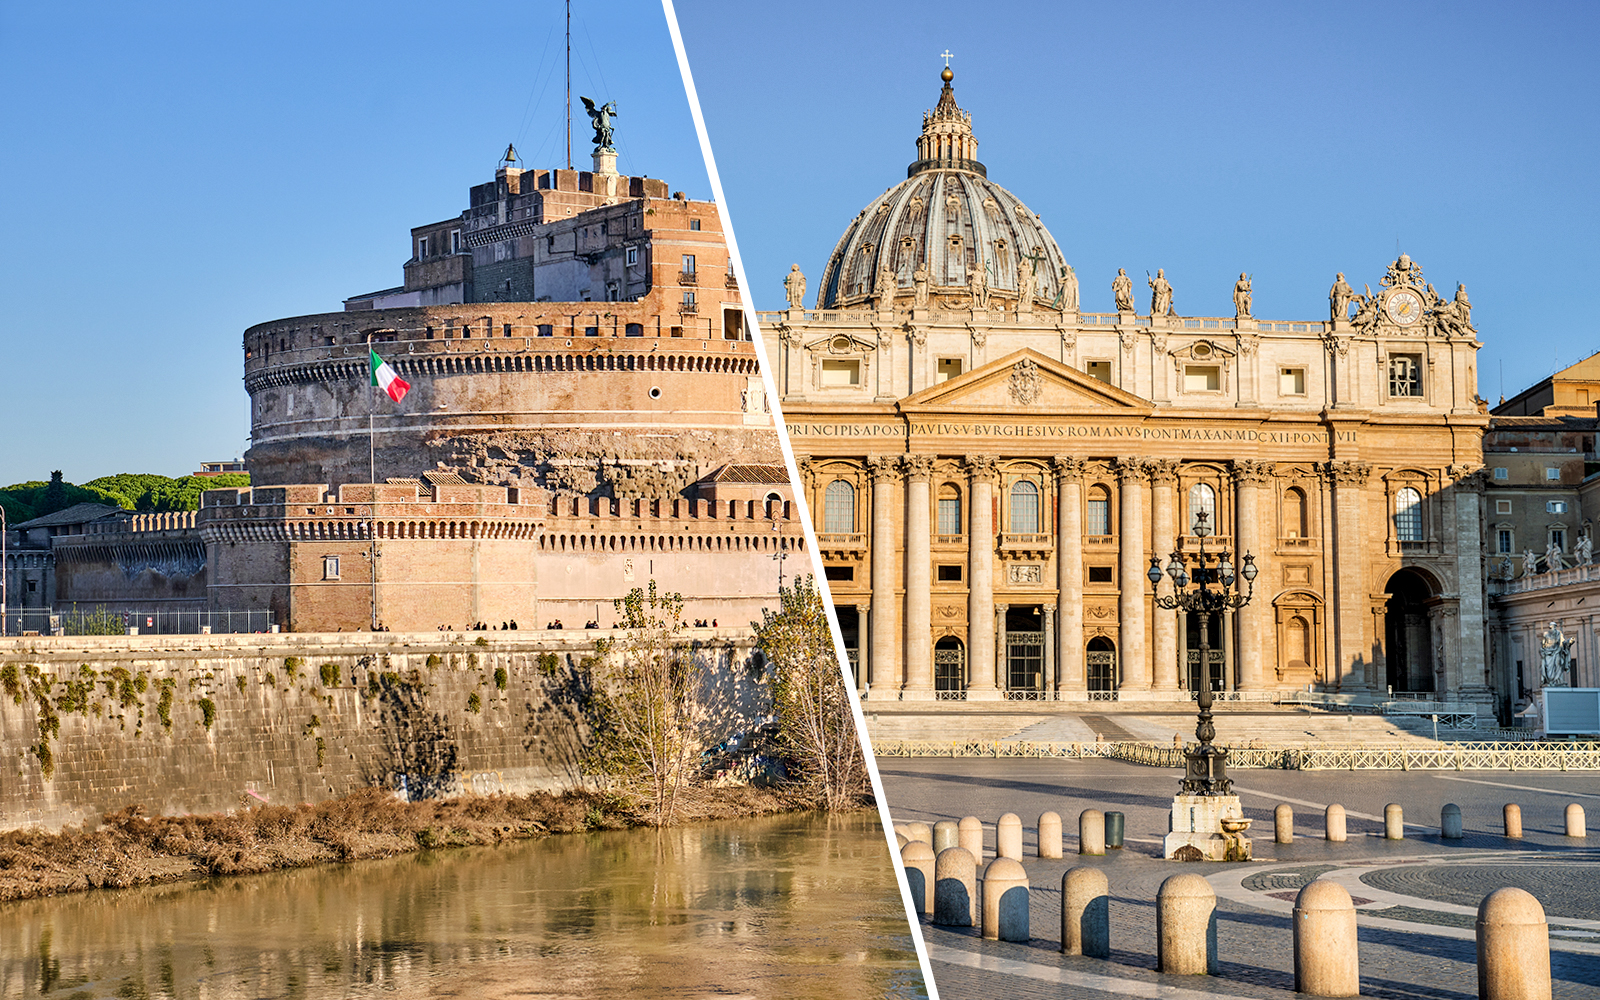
[753,575,869,810]
[584,580,702,826]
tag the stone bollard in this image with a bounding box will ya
[1275,803,1294,844]
[1293,879,1360,996]
[933,819,959,853]
[1477,887,1551,1000]
[1566,803,1586,839]
[996,813,1023,860]
[1503,804,1523,839]
[958,815,984,860]
[1079,808,1106,855]
[1325,804,1347,843]
[981,857,1030,942]
[895,832,908,849]
[906,821,933,845]
[901,841,935,915]
[893,823,912,842]
[1442,803,1463,839]
[1384,803,1404,840]
[932,846,977,927]
[1061,866,1110,958]
[1157,873,1217,975]
[1038,811,1063,859]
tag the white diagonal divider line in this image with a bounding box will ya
[657,5,938,999]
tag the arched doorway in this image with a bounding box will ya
[934,636,966,695]
[1087,637,1117,693]
[1384,569,1435,693]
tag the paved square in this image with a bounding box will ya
[882,758,1600,999]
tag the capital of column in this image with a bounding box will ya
[901,454,935,481]
[1231,459,1273,486]
[1052,455,1086,481]
[1115,457,1150,484]
[1147,458,1180,486]
[1449,463,1487,492]
[965,454,1000,482]
[795,456,816,490]
[1319,460,1371,488]
[1043,603,1056,618]
[866,454,901,484]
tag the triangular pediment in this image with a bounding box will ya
[900,349,1153,413]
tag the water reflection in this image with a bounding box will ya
[0,811,923,999]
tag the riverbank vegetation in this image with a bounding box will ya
[0,784,817,903]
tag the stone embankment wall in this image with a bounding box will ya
[0,631,765,832]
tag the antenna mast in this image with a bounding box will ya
[572,0,579,168]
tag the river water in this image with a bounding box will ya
[0,811,923,999]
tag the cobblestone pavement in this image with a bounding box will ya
[882,758,1600,999]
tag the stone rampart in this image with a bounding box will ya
[0,631,766,832]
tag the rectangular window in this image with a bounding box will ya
[936,564,963,582]
[1496,499,1512,514]
[416,237,428,259]
[1087,565,1114,583]
[1547,500,1569,513]
[681,291,696,310]
[1497,528,1514,554]
[1086,497,1111,536]
[537,324,553,337]
[626,246,638,266]
[1279,367,1305,395]
[503,324,512,337]
[823,565,853,581]
[1493,467,1509,480]
[689,219,701,231]
[450,229,461,253]
[1185,365,1221,392]
[323,556,340,580]
[1551,529,1567,552]
[625,323,644,337]
[669,326,683,338]
[1086,360,1112,382]
[938,496,962,535]
[821,360,860,386]
[1388,355,1423,397]
[1545,467,1562,481]
[681,254,696,274]
[584,326,599,337]
[936,358,964,383]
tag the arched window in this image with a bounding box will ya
[937,483,963,536]
[1284,486,1307,539]
[1010,480,1040,533]
[1189,483,1216,534]
[1395,486,1423,541]
[823,480,855,533]
[1086,485,1112,536]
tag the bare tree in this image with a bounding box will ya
[753,575,869,810]
[584,580,701,826]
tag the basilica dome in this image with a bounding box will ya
[815,67,1071,311]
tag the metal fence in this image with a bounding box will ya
[2,607,276,636]
[870,739,1600,771]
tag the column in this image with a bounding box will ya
[1117,459,1150,690]
[1054,457,1085,694]
[902,454,935,696]
[966,456,999,699]
[1233,460,1269,690]
[1221,609,1235,691]
[1452,467,1491,701]
[995,603,1009,694]
[867,457,901,694]
[1043,604,1056,695]
[1149,460,1179,691]
[1325,461,1372,692]
[855,601,872,694]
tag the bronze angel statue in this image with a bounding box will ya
[580,97,617,151]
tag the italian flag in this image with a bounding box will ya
[370,349,411,403]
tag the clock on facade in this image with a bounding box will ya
[1386,290,1422,326]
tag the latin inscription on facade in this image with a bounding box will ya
[787,422,1353,446]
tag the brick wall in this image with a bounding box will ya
[0,631,766,831]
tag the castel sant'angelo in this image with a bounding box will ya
[201,124,801,631]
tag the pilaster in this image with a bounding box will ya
[966,455,1000,699]
[1117,458,1150,690]
[1054,457,1085,693]
[902,454,935,695]
[867,456,901,695]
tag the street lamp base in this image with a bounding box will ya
[1164,793,1252,862]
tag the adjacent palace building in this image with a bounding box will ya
[763,68,1492,710]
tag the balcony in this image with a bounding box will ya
[677,270,698,286]
[816,532,868,559]
[999,533,1054,560]
[678,300,699,315]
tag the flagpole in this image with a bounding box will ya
[366,333,378,632]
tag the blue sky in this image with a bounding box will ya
[675,1,1599,406]
[0,2,708,486]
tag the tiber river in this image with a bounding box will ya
[0,811,924,999]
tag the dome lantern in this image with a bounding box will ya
[911,66,984,178]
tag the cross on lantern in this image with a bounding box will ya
[940,50,954,68]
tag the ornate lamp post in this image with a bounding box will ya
[1147,510,1258,797]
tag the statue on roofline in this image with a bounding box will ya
[580,97,617,152]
